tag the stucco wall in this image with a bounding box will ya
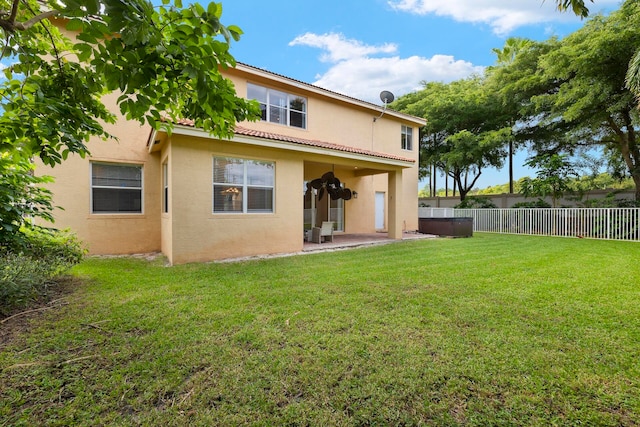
[239,66,420,235]
[167,134,304,264]
[223,67,422,237]
[36,93,162,255]
[225,67,421,163]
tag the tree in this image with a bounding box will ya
[552,0,640,102]
[0,0,260,247]
[492,0,640,200]
[490,37,534,193]
[520,153,578,207]
[433,128,510,201]
[393,77,511,201]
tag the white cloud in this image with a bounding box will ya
[388,0,621,35]
[289,32,483,104]
[289,33,397,62]
[313,55,483,103]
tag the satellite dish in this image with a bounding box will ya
[380,90,395,104]
[374,90,395,122]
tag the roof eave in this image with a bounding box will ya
[168,125,415,168]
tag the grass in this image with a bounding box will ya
[2,233,640,426]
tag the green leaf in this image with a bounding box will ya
[75,43,93,62]
[194,3,205,17]
[207,2,221,18]
[66,18,84,32]
[84,0,100,15]
[227,25,244,40]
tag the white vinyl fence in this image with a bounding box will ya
[454,208,640,242]
[418,207,454,218]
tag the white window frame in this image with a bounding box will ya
[213,156,275,214]
[247,83,307,129]
[90,162,143,214]
[401,125,413,151]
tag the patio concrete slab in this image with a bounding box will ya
[302,231,436,253]
[213,232,437,263]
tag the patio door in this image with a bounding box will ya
[303,182,316,230]
[329,196,344,232]
[375,192,385,230]
[303,181,344,232]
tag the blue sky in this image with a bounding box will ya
[220,0,621,191]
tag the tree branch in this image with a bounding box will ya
[9,0,19,24]
[14,9,58,31]
[0,7,59,33]
[18,1,66,83]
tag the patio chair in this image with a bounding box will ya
[311,221,334,243]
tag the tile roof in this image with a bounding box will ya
[173,119,415,163]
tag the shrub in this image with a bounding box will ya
[19,227,85,275]
[0,228,85,314]
[0,156,56,250]
[580,191,640,208]
[512,198,552,208]
[455,196,497,209]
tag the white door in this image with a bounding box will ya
[375,192,385,230]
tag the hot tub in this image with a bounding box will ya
[418,217,473,237]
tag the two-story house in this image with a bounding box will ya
[38,62,426,264]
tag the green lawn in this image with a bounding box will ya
[2,234,640,426]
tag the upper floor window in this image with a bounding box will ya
[91,162,143,214]
[213,156,275,214]
[247,83,307,129]
[401,125,413,151]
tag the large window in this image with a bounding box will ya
[247,83,307,129]
[213,157,275,213]
[401,125,413,151]
[91,163,142,213]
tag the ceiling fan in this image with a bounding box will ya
[306,171,353,201]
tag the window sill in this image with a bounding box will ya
[88,213,146,219]
[210,212,276,218]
